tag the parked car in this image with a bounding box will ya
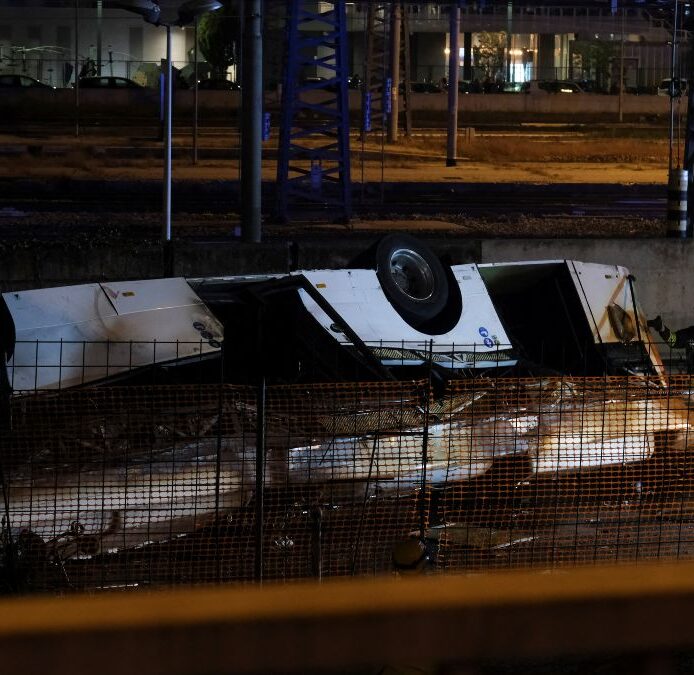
[296,75,337,92]
[572,79,608,94]
[409,81,444,93]
[458,79,472,94]
[657,77,688,97]
[521,80,584,94]
[197,77,240,90]
[0,74,54,89]
[502,81,525,93]
[77,76,143,88]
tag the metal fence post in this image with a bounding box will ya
[255,376,266,583]
[214,353,224,584]
[311,506,323,581]
[419,340,433,541]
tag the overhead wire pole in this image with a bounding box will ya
[241,0,263,242]
[193,14,199,164]
[237,0,244,184]
[96,0,102,74]
[446,0,460,167]
[387,2,401,143]
[276,0,352,223]
[669,0,679,173]
[74,0,79,137]
[163,24,173,258]
[619,7,626,122]
[685,23,694,234]
[506,0,512,83]
[362,3,388,202]
[401,5,412,137]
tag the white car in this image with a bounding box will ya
[657,77,688,97]
[521,80,584,94]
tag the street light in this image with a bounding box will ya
[116,0,222,271]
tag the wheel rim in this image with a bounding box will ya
[388,248,435,301]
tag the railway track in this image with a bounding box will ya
[0,180,667,219]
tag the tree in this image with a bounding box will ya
[570,40,617,92]
[198,0,239,77]
[474,32,506,79]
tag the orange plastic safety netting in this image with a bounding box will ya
[2,375,693,591]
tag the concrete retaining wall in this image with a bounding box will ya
[2,237,691,327]
[0,89,680,124]
[479,239,690,330]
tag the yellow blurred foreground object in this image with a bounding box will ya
[1,562,694,674]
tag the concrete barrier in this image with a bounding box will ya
[0,88,681,124]
[2,237,692,327]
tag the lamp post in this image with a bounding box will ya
[74,0,80,136]
[193,14,199,165]
[115,0,222,273]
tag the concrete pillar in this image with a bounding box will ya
[537,33,555,80]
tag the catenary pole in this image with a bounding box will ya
[684,27,694,233]
[241,0,263,242]
[74,0,79,136]
[506,0,512,83]
[618,6,625,122]
[193,15,199,164]
[388,2,401,143]
[164,25,172,249]
[96,0,102,74]
[446,1,460,167]
[669,0,679,172]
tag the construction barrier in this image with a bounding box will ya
[2,371,694,592]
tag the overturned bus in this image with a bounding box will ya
[0,236,681,572]
[0,234,664,393]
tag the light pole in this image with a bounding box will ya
[74,0,79,136]
[193,14,199,165]
[116,0,221,273]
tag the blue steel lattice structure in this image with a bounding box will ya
[277,0,352,222]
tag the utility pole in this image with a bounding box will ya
[163,25,172,250]
[669,0,679,172]
[506,0,512,83]
[619,7,625,122]
[241,0,263,242]
[684,29,694,233]
[96,0,102,74]
[74,0,79,136]
[446,1,460,167]
[193,15,199,164]
[388,3,401,143]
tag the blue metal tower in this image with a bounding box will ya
[276,0,352,223]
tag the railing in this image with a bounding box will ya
[2,336,694,593]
